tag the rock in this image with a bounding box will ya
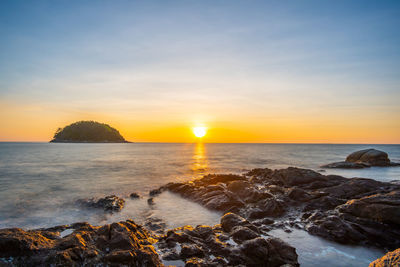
[338,191,400,224]
[203,192,245,212]
[270,167,327,187]
[303,196,345,211]
[149,188,162,196]
[321,161,370,169]
[230,226,259,243]
[155,218,298,267]
[322,178,392,199]
[220,213,257,233]
[161,167,400,250]
[180,244,204,258]
[77,195,125,212]
[322,148,400,168]
[306,213,365,245]
[369,248,400,267]
[287,188,312,202]
[250,198,286,218]
[0,220,162,266]
[239,237,269,265]
[130,192,140,199]
[197,174,246,186]
[147,198,155,205]
[266,237,299,267]
[0,228,54,257]
[346,149,389,166]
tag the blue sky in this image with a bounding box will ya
[0,0,399,142]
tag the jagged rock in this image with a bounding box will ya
[369,248,400,267]
[76,195,125,212]
[220,213,257,233]
[0,220,162,266]
[338,191,400,224]
[161,167,400,250]
[155,213,299,266]
[180,244,204,258]
[322,178,391,199]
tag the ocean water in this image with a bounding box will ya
[1,142,399,266]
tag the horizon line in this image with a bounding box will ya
[1,141,399,145]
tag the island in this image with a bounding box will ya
[50,121,129,143]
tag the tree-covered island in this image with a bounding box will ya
[50,121,129,143]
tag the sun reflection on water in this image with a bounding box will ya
[191,142,208,177]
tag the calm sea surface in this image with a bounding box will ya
[1,142,399,266]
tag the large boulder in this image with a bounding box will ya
[322,148,400,168]
[346,149,390,166]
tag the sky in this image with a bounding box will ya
[0,0,399,143]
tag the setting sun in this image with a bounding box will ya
[193,127,207,138]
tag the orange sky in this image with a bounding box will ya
[1,99,399,143]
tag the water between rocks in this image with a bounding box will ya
[1,142,398,265]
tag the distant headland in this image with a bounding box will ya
[50,121,129,143]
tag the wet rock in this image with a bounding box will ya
[250,198,286,218]
[220,213,257,233]
[161,166,400,250]
[149,188,162,196]
[203,192,245,212]
[239,237,269,265]
[287,188,312,202]
[230,226,259,243]
[0,220,162,266]
[323,178,392,199]
[147,198,155,205]
[197,173,246,186]
[269,167,328,187]
[369,248,400,267]
[303,196,345,211]
[266,237,299,267]
[180,244,204,258]
[321,161,370,169]
[77,195,125,212]
[338,191,400,224]
[130,192,140,199]
[144,218,166,234]
[156,219,298,267]
[306,213,365,245]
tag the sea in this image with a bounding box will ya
[1,142,399,266]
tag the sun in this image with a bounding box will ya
[193,126,207,138]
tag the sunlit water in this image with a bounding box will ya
[1,142,399,266]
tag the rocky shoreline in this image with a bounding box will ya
[1,165,399,266]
